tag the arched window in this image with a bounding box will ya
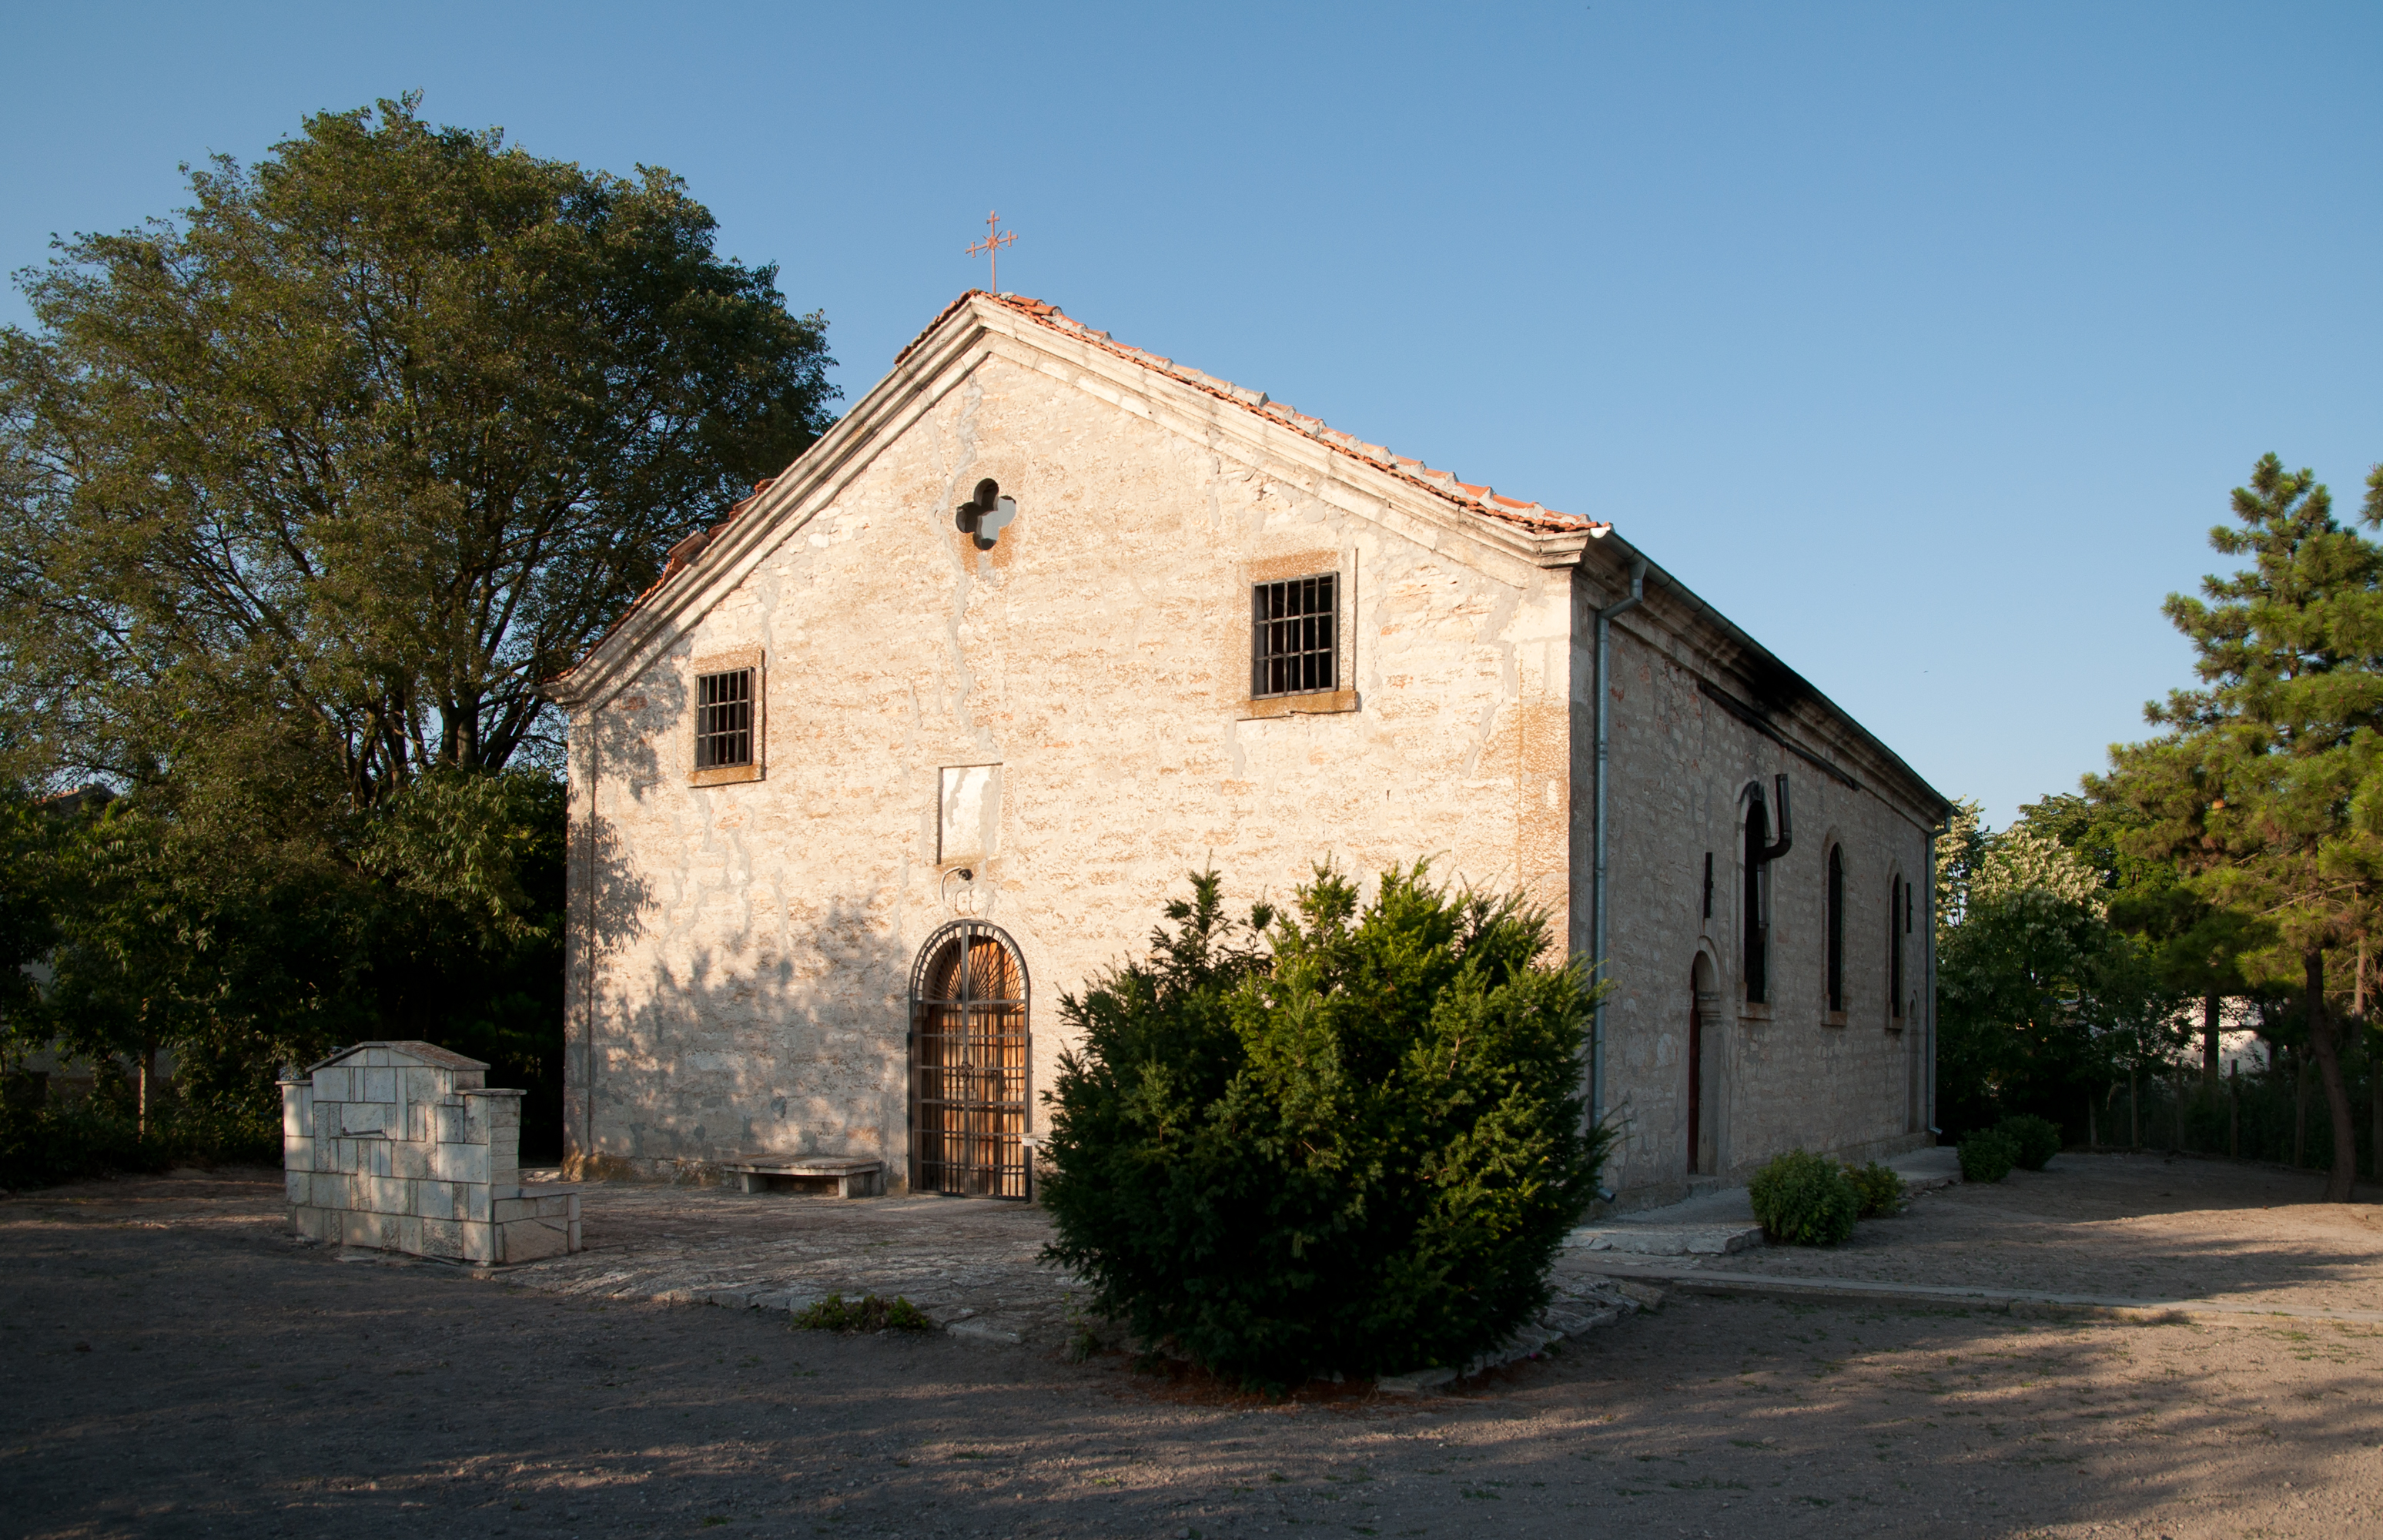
[909,921,1031,1199]
[1743,794,1770,1004]
[1826,845,1846,1015]
[1889,874,1905,1020]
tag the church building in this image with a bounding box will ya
[547,291,1950,1207]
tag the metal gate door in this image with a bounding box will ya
[909,921,1031,1199]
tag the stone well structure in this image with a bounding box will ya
[282,1041,581,1265]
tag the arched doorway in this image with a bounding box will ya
[909,921,1031,1199]
[1689,952,1720,1176]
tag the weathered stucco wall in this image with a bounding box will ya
[563,346,1576,1181]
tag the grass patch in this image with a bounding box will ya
[789,1293,933,1333]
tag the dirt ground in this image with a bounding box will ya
[5,1168,2383,1539]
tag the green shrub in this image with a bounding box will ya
[1996,1113,2062,1171]
[1957,1128,2018,1183]
[0,1090,279,1191]
[790,1293,932,1333]
[1040,865,1611,1391]
[1748,1149,1859,1245]
[1842,1160,1907,1219]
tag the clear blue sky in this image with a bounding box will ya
[5,2,2378,831]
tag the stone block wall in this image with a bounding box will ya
[282,1040,581,1265]
[560,340,1576,1183]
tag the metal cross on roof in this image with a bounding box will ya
[966,209,1017,293]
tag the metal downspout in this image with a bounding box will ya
[1925,825,1941,1137]
[581,731,600,1163]
[1591,556,1648,1153]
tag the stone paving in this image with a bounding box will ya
[489,1173,1651,1375]
[1568,1145,1962,1257]
[357,1147,2383,1377]
[1586,1149,2383,1319]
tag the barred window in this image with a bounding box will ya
[694,668,754,768]
[1251,574,1337,698]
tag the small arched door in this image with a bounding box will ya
[909,921,1031,1199]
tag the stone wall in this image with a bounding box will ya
[562,343,1574,1182]
[1586,578,1937,1202]
[283,1041,581,1264]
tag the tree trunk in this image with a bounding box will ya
[2295,1048,2308,1167]
[2303,949,2359,1203]
[2173,1064,2187,1151]
[2371,1039,2381,1180]
[2229,1060,2241,1158]
[2130,1070,2140,1150]
[2203,992,2222,1083]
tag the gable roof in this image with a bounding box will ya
[899,292,1605,539]
[550,291,1608,691]
[540,291,1948,822]
[303,1040,488,1074]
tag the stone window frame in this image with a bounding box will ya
[688,644,765,787]
[1240,549,1358,721]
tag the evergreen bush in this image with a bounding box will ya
[1842,1160,1907,1218]
[1996,1113,2062,1171]
[1958,1128,2018,1183]
[1747,1149,1859,1245]
[1039,866,1611,1391]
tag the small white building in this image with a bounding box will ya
[547,292,1951,1205]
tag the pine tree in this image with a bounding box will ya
[2097,454,2383,1200]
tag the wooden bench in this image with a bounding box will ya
[718,1155,884,1199]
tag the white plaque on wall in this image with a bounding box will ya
[938,765,1002,865]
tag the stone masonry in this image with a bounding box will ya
[281,1041,582,1265]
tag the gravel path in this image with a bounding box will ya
[4,1166,2382,1538]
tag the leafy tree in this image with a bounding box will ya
[2095,454,2383,1201]
[0,790,62,1077]
[1936,817,2182,1136]
[0,99,825,1158]
[28,762,565,1156]
[1040,866,1609,1390]
[1933,796,1988,939]
[0,93,837,799]
[2018,792,2267,1080]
